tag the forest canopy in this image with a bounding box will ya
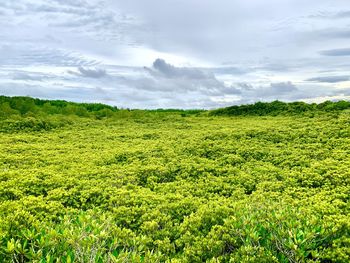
[1,95,350,119]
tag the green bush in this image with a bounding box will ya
[0,96,349,262]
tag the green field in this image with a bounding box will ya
[0,97,349,262]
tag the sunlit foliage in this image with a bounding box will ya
[0,97,349,262]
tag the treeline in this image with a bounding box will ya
[0,96,204,119]
[1,96,350,119]
[0,96,119,119]
[210,100,350,116]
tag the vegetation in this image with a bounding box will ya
[0,96,349,262]
[210,100,350,116]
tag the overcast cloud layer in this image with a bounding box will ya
[1,0,350,108]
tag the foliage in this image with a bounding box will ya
[0,96,203,121]
[0,96,349,262]
[210,100,350,116]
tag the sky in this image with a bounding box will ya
[1,0,350,109]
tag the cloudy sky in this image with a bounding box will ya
[1,0,350,109]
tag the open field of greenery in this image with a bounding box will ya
[0,96,349,262]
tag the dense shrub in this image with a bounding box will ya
[210,100,350,116]
[0,96,349,262]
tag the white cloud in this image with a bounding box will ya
[1,0,350,108]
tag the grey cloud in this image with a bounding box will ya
[30,5,91,16]
[1,66,346,109]
[308,10,350,19]
[334,11,350,19]
[224,86,242,95]
[210,66,248,75]
[2,0,350,109]
[246,82,299,99]
[11,72,46,81]
[256,63,296,72]
[229,81,324,103]
[0,45,99,67]
[306,76,349,83]
[237,83,254,90]
[0,0,141,44]
[269,82,298,93]
[316,28,350,39]
[334,88,350,96]
[319,48,350,56]
[0,82,113,103]
[50,12,116,29]
[73,67,107,78]
[142,59,227,96]
[50,0,88,8]
[149,59,211,79]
